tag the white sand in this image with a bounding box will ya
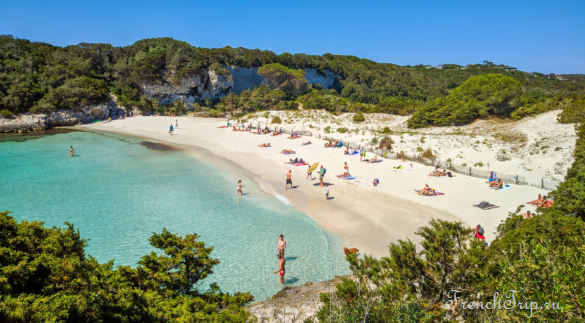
[79,112,568,256]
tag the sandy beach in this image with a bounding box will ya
[78,113,564,256]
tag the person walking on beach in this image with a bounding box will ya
[70,146,74,157]
[319,165,326,187]
[286,170,293,190]
[343,162,349,179]
[273,254,286,284]
[175,119,178,129]
[169,124,174,135]
[325,184,330,200]
[360,147,364,162]
[307,165,313,180]
[277,234,286,258]
[237,180,244,196]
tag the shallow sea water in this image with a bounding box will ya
[0,130,349,300]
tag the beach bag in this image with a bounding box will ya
[447,172,452,177]
[477,226,485,236]
[323,168,327,175]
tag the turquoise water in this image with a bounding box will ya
[0,130,349,300]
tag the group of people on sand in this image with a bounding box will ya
[528,194,553,208]
[488,179,504,189]
[429,168,447,177]
[325,140,340,148]
[280,149,295,154]
[232,126,248,132]
[417,184,436,196]
[288,133,301,139]
[258,143,271,147]
[286,157,306,164]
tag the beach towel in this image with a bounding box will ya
[362,159,382,163]
[349,150,359,155]
[393,166,403,170]
[473,201,500,210]
[281,152,295,155]
[496,185,512,191]
[292,162,308,166]
[344,175,357,180]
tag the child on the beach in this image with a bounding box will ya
[325,184,329,200]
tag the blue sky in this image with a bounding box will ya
[1,0,584,74]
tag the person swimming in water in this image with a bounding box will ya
[277,234,286,258]
[237,180,244,196]
[273,253,286,284]
[70,146,74,157]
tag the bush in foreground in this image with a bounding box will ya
[0,211,253,322]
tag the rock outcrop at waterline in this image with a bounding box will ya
[0,102,118,133]
[246,275,348,323]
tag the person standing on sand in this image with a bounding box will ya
[307,165,313,180]
[169,124,174,135]
[286,170,293,190]
[273,254,286,284]
[70,146,74,157]
[237,180,244,196]
[319,165,326,187]
[277,234,286,258]
[175,119,178,129]
[360,147,364,162]
[325,184,330,200]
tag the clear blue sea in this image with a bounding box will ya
[0,130,349,301]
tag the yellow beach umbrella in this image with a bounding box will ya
[307,162,319,173]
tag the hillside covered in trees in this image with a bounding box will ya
[1,35,584,127]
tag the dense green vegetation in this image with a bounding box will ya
[0,213,253,322]
[1,35,583,127]
[318,124,585,322]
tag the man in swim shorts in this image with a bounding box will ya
[273,253,286,284]
[325,184,330,200]
[286,170,293,190]
[319,165,325,187]
[169,124,173,135]
[70,146,74,157]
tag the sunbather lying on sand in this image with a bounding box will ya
[344,147,350,154]
[280,149,295,154]
[271,131,281,136]
[302,141,312,145]
[417,184,433,196]
[258,143,271,147]
[429,169,447,176]
[488,179,503,189]
[288,133,301,139]
[535,195,550,207]
[325,141,333,147]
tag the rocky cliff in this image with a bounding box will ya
[140,66,341,105]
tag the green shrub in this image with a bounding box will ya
[381,126,392,134]
[558,95,585,124]
[379,136,393,150]
[353,112,365,122]
[271,116,282,124]
[371,137,378,145]
[416,146,423,152]
[324,126,331,133]
[422,148,433,158]
[0,109,14,118]
[337,127,349,133]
